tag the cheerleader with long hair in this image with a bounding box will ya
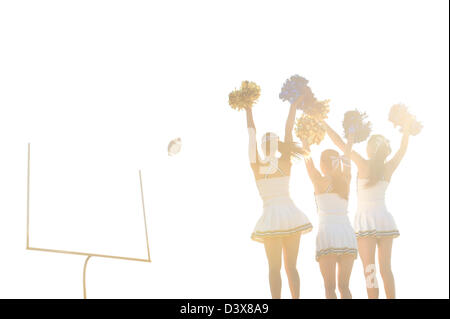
[324,119,413,299]
[301,137,357,298]
[244,99,312,299]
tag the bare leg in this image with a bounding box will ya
[377,237,395,299]
[337,255,355,299]
[357,237,379,299]
[264,237,283,299]
[318,255,338,299]
[281,233,301,299]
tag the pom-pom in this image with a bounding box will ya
[389,103,423,136]
[301,97,330,120]
[279,74,330,119]
[389,103,410,128]
[343,110,372,143]
[228,81,261,111]
[295,114,326,146]
[279,75,309,104]
[228,90,242,110]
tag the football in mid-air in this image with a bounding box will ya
[168,138,182,156]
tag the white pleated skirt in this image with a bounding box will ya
[354,200,400,238]
[251,197,312,243]
[316,214,357,261]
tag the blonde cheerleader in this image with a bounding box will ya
[302,137,357,299]
[324,119,414,299]
[244,100,312,299]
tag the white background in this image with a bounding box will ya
[0,0,448,299]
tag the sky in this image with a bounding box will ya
[0,0,448,298]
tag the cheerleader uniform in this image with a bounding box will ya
[315,186,357,261]
[251,169,312,243]
[354,178,400,238]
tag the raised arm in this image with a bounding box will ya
[277,101,298,162]
[323,121,346,151]
[323,121,366,168]
[300,142,321,185]
[342,136,354,181]
[284,102,298,144]
[246,108,260,167]
[304,155,322,186]
[386,124,411,177]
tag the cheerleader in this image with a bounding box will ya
[245,100,312,299]
[302,136,357,299]
[324,120,413,299]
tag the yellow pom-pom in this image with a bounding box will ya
[295,114,326,146]
[228,89,242,110]
[228,81,261,111]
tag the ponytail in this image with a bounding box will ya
[321,150,350,200]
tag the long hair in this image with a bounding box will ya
[366,135,392,187]
[320,149,349,200]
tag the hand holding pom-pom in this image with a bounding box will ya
[343,110,372,143]
[295,114,326,146]
[228,81,261,111]
[279,74,330,119]
[240,81,261,109]
[279,75,309,104]
[389,103,409,128]
[389,103,423,136]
